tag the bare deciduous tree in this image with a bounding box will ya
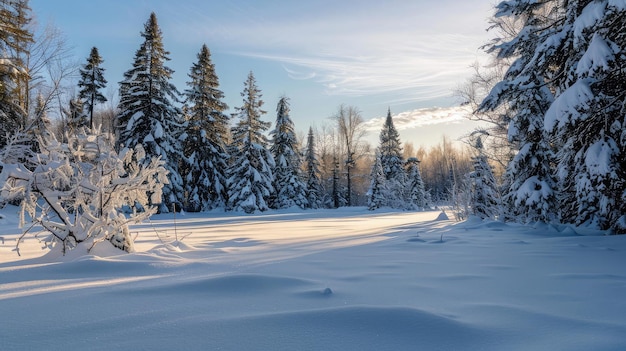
[333,104,368,206]
[25,20,77,126]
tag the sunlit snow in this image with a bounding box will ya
[1,206,625,350]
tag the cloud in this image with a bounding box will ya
[236,32,485,102]
[282,65,316,80]
[172,1,492,103]
[363,105,473,132]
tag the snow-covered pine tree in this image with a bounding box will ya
[488,0,626,232]
[115,12,186,213]
[0,128,168,254]
[304,127,323,209]
[406,157,426,210]
[65,97,88,134]
[77,46,107,130]
[478,0,558,224]
[470,138,500,220]
[0,0,32,147]
[541,0,626,232]
[25,93,52,153]
[367,150,387,210]
[227,72,274,213]
[377,108,406,208]
[269,96,308,209]
[182,44,229,212]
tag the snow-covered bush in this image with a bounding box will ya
[0,129,168,255]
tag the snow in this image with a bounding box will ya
[576,33,615,78]
[544,78,594,131]
[1,206,626,350]
[573,1,607,48]
[585,138,618,177]
[609,0,626,10]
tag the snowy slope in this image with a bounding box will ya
[1,206,625,350]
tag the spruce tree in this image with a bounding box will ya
[115,12,186,213]
[269,96,308,209]
[541,0,626,232]
[485,0,625,232]
[25,94,53,153]
[406,157,426,210]
[377,108,406,208]
[367,150,386,210]
[304,127,323,209]
[478,0,558,224]
[470,138,500,220]
[77,47,107,130]
[65,97,87,134]
[227,72,274,213]
[0,0,33,147]
[182,44,229,212]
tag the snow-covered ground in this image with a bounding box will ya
[1,206,626,350]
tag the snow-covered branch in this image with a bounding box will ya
[0,129,168,255]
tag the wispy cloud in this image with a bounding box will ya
[243,34,480,101]
[172,0,492,103]
[282,65,317,80]
[363,105,473,132]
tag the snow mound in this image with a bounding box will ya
[435,211,449,220]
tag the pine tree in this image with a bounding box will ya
[478,0,558,224]
[25,93,52,153]
[182,44,229,212]
[227,72,274,213]
[485,0,625,232]
[406,157,426,210]
[304,127,323,209]
[377,108,406,208]
[470,138,500,220]
[367,151,387,210]
[0,0,33,147]
[115,12,185,213]
[541,0,626,232]
[77,47,107,130]
[270,96,308,209]
[65,96,87,134]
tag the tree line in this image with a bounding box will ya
[4,0,621,255]
[3,5,470,253]
[1,5,470,218]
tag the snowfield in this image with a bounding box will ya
[1,206,626,350]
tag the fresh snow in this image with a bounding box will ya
[576,33,614,78]
[544,78,594,130]
[1,206,626,350]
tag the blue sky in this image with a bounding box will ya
[29,0,494,148]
